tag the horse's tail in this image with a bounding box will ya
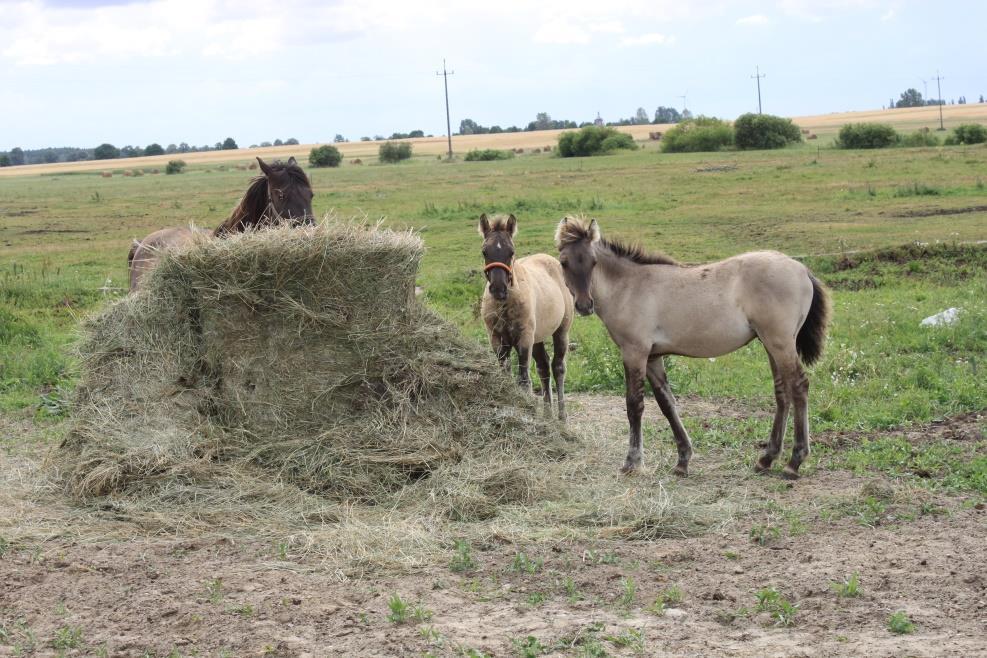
[796,273,830,366]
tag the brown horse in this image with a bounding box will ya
[128,157,314,292]
[555,216,830,479]
[479,214,574,421]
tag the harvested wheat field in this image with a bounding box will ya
[2,220,985,657]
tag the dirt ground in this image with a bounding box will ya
[1,395,985,657]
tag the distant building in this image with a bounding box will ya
[594,113,604,126]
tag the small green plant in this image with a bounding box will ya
[231,603,254,616]
[562,576,581,601]
[450,539,477,573]
[526,591,547,606]
[618,576,636,607]
[0,536,9,557]
[387,593,410,623]
[51,625,83,650]
[309,144,343,168]
[512,635,546,657]
[749,524,781,546]
[831,572,861,598]
[510,552,542,574]
[887,611,916,634]
[419,625,444,644]
[604,628,644,652]
[413,602,434,622]
[755,587,798,627]
[165,159,186,175]
[379,141,413,163]
[205,577,224,603]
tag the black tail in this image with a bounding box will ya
[796,274,830,366]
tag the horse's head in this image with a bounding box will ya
[477,213,518,301]
[555,216,600,316]
[257,157,314,226]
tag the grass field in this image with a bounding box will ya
[1,108,986,656]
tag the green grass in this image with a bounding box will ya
[887,611,916,634]
[1,146,986,461]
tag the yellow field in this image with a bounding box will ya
[3,104,986,178]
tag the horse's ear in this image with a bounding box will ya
[553,217,568,250]
[257,157,274,177]
[287,156,297,166]
[588,218,601,243]
[478,213,490,237]
[506,214,518,237]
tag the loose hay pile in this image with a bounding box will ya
[54,223,575,530]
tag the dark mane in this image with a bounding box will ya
[601,238,679,266]
[213,161,311,237]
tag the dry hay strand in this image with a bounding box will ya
[51,221,576,536]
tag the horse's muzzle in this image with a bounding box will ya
[575,299,595,316]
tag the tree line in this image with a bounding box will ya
[0,137,299,166]
[456,107,692,136]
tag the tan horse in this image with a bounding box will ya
[479,214,574,421]
[128,157,314,292]
[555,216,830,479]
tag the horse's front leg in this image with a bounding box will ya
[621,349,648,474]
[516,336,534,395]
[490,333,512,373]
[531,342,552,415]
[646,355,693,476]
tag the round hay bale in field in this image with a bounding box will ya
[53,222,574,527]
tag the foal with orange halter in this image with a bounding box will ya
[478,214,574,421]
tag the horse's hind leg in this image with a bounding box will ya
[532,342,552,415]
[785,363,810,479]
[755,353,790,474]
[761,340,810,479]
[646,355,693,476]
[551,328,568,422]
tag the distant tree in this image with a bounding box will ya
[9,147,25,165]
[0,154,10,167]
[654,106,682,124]
[178,142,190,153]
[373,135,384,141]
[285,138,299,145]
[309,144,343,168]
[459,118,481,135]
[408,129,424,138]
[120,145,143,158]
[144,143,165,156]
[259,141,273,147]
[214,142,223,150]
[533,112,553,131]
[93,143,120,160]
[165,159,186,174]
[333,134,346,143]
[273,139,284,146]
[896,88,924,108]
[41,149,59,163]
[222,137,238,150]
[489,125,503,134]
[980,95,985,103]
[958,96,966,105]
[681,109,693,120]
[378,141,412,163]
[65,150,88,162]
[634,107,650,124]
[360,136,371,141]
[165,144,177,154]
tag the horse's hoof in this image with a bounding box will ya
[672,465,688,477]
[754,457,773,474]
[619,463,640,475]
[781,466,800,480]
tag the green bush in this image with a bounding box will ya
[464,148,515,161]
[557,126,637,157]
[379,141,413,163]
[309,144,343,168]
[949,123,987,145]
[165,159,186,175]
[661,117,734,153]
[835,123,899,149]
[734,113,802,149]
[899,130,941,147]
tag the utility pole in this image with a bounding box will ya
[751,66,766,114]
[933,70,945,131]
[678,93,687,116]
[918,77,928,100]
[436,59,455,159]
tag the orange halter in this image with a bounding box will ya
[483,261,513,278]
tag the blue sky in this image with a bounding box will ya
[2,0,985,150]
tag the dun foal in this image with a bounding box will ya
[555,216,830,479]
[479,214,574,420]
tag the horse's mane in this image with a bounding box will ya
[485,215,515,233]
[555,215,679,266]
[213,160,311,237]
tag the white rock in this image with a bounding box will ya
[920,307,961,327]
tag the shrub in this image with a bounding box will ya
[464,148,515,161]
[93,143,120,160]
[165,159,186,175]
[309,144,343,168]
[144,143,165,156]
[949,123,987,145]
[379,141,413,163]
[835,123,899,149]
[734,113,802,149]
[661,116,734,153]
[557,125,637,157]
[899,131,941,147]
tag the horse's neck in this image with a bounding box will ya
[592,247,668,322]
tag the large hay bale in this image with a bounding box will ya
[54,223,574,526]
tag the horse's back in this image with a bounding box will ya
[517,253,573,341]
[129,227,208,292]
[719,251,814,338]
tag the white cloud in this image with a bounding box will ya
[737,14,770,25]
[620,33,673,46]
[881,8,896,20]
[533,21,592,45]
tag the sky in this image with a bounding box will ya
[2,0,985,150]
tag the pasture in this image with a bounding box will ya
[1,117,986,655]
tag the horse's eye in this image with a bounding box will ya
[560,261,568,269]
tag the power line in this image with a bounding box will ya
[751,66,766,114]
[933,70,945,131]
[436,59,455,159]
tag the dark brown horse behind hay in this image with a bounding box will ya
[128,157,314,292]
[555,216,830,479]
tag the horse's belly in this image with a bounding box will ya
[655,323,755,358]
